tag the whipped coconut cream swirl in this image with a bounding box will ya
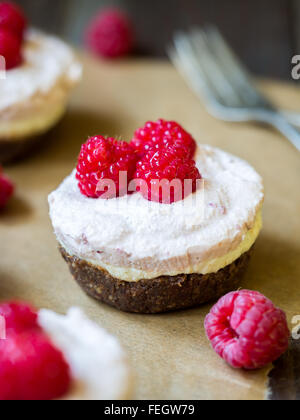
[49,145,264,281]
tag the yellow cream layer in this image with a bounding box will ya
[0,103,66,141]
[78,210,262,282]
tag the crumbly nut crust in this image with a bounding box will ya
[60,246,253,314]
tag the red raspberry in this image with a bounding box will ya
[85,8,133,59]
[205,290,290,370]
[0,2,27,39]
[0,28,22,70]
[0,167,14,209]
[76,136,137,199]
[135,147,201,204]
[131,119,197,159]
[0,302,38,335]
[0,331,71,400]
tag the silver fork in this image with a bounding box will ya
[168,26,300,151]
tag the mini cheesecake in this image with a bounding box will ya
[0,303,132,400]
[49,144,264,314]
[0,29,82,163]
[39,308,132,400]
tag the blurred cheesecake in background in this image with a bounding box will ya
[0,2,82,163]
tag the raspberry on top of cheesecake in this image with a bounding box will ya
[0,302,131,400]
[49,120,264,313]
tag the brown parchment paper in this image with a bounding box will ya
[0,55,299,400]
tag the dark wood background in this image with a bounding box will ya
[14,0,300,80]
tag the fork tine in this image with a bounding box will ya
[169,27,300,150]
[203,26,272,107]
[168,31,262,122]
[205,26,253,80]
[171,31,226,106]
[167,42,228,118]
[188,28,243,107]
[169,30,245,119]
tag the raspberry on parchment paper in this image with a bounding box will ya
[205,290,290,370]
[0,166,14,209]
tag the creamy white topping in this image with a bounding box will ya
[48,145,264,279]
[67,211,262,282]
[38,308,131,400]
[0,29,82,112]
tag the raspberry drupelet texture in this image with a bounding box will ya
[135,147,201,204]
[205,290,290,370]
[0,301,38,334]
[0,28,22,70]
[0,166,14,209]
[131,119,197,159]
[0,2,27,39]
[85,8,133,59]
[76,136,137,199]
[0,331,71,400]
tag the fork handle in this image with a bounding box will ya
[269,114,300,151]
[283,111,300,128]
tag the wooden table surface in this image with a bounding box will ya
[1,55,300,400]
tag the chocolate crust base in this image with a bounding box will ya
[0,118,64,164]
[0,136,43,164]
[60,247,253,314]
